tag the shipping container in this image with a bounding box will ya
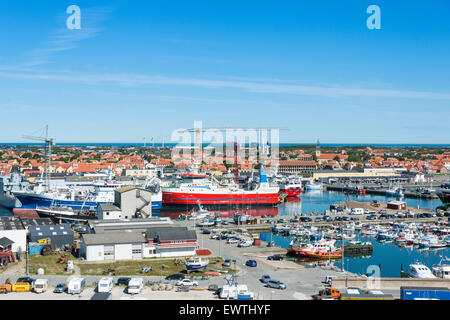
[401,286,450,300]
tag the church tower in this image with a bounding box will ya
[315,139,321,157]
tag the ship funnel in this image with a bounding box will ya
[260,165,268,183]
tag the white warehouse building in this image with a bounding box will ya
[0,217,27,253]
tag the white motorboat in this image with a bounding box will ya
[185,257,209,272]
[432,257,450,279]
[386,185,404,198]
[406,263,437,278]
[304,183,323,191]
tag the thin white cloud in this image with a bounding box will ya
[0,70,449,101]
[8,7,113,68]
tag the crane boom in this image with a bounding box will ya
[22,125,55,192]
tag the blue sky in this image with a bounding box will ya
[0,0,449,144]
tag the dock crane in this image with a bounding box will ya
[177,125,289,184]
[22,125,55,192]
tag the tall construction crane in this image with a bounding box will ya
[177,125,289,183]
[22,125,55,192]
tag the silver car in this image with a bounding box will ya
[266,280,286,290]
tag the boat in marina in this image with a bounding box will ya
[432,257,450,279]
[290,239,343,259]
[278,175,302,197]
[162,165,279,207]
[386,185,404,198]
[304,183,323,191]
[185,257,209,272]
[343,185,366,195]
[405,263,437,279]
[436,184,450,208]
[35,206,97,222]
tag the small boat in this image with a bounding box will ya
[36,206,97,221]
[291,239,343,259]
[432,257,450,279]
[185,257,209,272]
[386,186,404,198]
[304,183,323,191]
[406,263,436,279]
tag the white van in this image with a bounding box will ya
[97,277,114,293]
[127,278,144,294]
[67,278,86,295]
[350,208,364,215]
[33,279,48,293]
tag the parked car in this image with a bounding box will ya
[299,217,312,222]
[237,240,253,247]
[116,277,132,286]
[16,277,36,284]
[177,279,199,286]
[266,280,286,290]
[323,216,332,222]
[53,282,66,293]
[227,237,240,244]
[245,260,257,267]
[267,254,283,261]
[366,215,377,220]
[259,274,271,284]
[165,273,185,281]
[314,217,323,222]
[222,259,232,267]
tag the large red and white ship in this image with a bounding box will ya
[162,166,279,207]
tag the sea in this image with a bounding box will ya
[1,190,447,277]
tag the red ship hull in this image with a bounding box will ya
[279,188,301,197]
[162,191,279,206]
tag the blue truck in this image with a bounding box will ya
[401,286,450,300]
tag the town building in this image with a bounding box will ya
[114,186,152,219]
[0,237,15,266]
[79,225,197,261]
[0,217,26,252]
[28,224,74,250]
[97,203,122,220]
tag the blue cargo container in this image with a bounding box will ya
[28,243,44,255]
[401,286,450,300]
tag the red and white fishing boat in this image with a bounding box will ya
[290,239,343,259]
[278,175,302,197]
[279,182,302,197]
[162,165,279,207]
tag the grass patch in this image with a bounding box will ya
[29,253,78,275]
[78,257,233,276]
[29,254,236,276]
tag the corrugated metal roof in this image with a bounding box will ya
[146,227,197,242]
[0,217,25,231]
[82,232,146,245]
[29,224,74,237]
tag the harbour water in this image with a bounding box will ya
[259,190,447,278]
